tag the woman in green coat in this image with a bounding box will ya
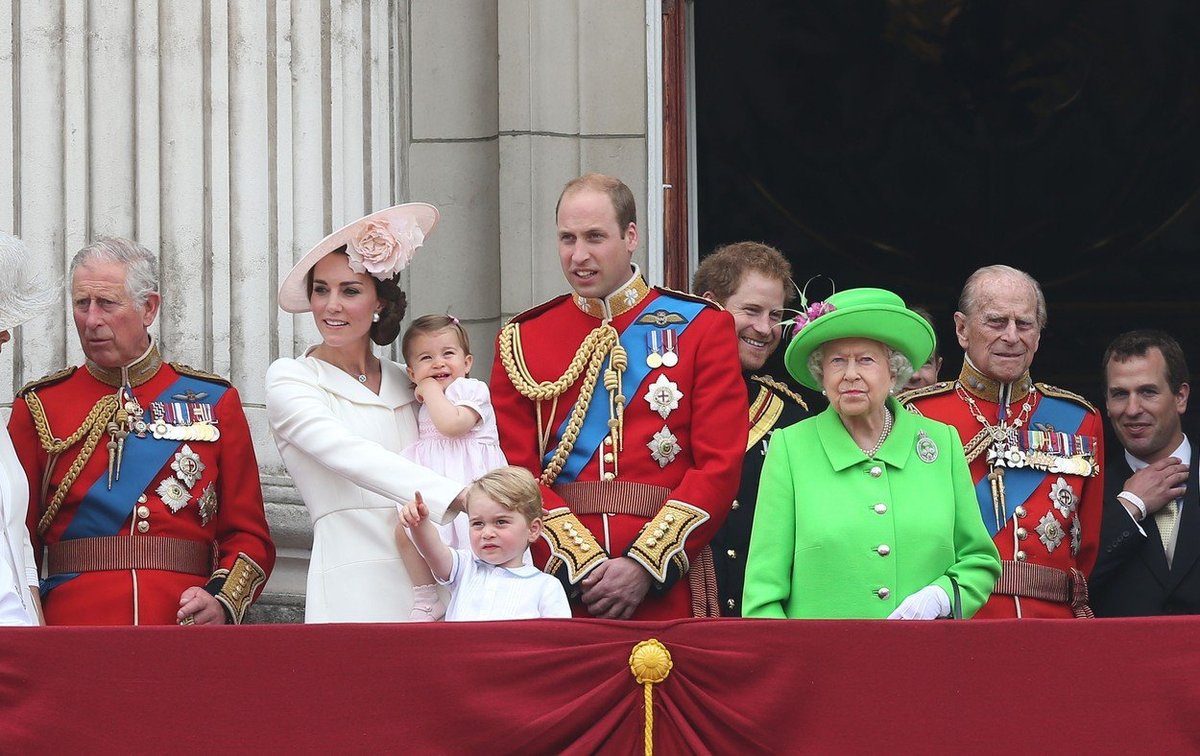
[742,289,1000,619]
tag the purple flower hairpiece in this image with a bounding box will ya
[779,276,836,336]
[791,300,836,335]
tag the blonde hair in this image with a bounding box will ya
[466,466,543,524]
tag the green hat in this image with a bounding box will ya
[783,287,935,391]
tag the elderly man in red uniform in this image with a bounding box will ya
[900,265,1102,618]
[491,174,746,619]
[8,237,274,625]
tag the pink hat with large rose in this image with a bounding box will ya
[278,202,439,313]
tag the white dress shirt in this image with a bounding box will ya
[441,548,570,621]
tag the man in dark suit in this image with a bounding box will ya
[1091,330,1197,616]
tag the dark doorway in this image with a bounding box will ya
[693,1,1200,409]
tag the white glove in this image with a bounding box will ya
[886,585,951,620]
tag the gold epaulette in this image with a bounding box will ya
[16,366,76,398]
[626,500,709,583]
[541,507,608,584]
[212,553,267,625]
[896,380,954,407]
[751,375,809,410]
[1035,382,1098,413]
[170,362,231,387]
[505,293,572,325]
[652,286,723,311]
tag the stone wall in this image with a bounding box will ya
[1,0,651,622]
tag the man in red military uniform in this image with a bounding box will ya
[491,174,747,619]
[901,265,1102,618]
[8,237,274,625]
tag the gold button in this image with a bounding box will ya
[136,505,150,519]
[561,523,573,532]
[138,494,148,504]
[726,549,737,559]
[874,503,887,514]
[580,544,590,552]
[1015,506,1027,518]
[603,452,614,463]
[647,537,658,547]
[603,472,615,481]
[869,466,883,478]
[604,437,613,446]
[726,598,736,609]
[877,587,890,599]
[731,499,740,511]
[665,514,676,523]
[1016,527,1028,540]
[573,536,583,545]
[136,521,150,533]
[1015,550,1027,561]
[876,545,890,556]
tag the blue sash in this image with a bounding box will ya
[42,375,227,594]
[548,297,707,483]
[974,393,1086,537]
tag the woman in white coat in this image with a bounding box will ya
[0,231,56,626]
[267,205,464,622]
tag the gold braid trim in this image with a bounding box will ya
[626,500,709,583]
[25,391,120,536]
[499,321,621,486]
[213,553,267,624]
[540,507,608,584]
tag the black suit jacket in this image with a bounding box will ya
[1090,440,1200,616]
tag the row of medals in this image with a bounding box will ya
[108,386,222,487]
[984,425,1096,477]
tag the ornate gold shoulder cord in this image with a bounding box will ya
[499,321,626,486]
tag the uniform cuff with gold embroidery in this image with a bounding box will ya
[204,553,267,625]
[540,507,608,585]
[624,500,709,583]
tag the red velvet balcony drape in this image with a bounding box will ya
[3,617,1198,753]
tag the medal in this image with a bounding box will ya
[171,444,206,489]
[198,482,218,526]
[645,330,663,369]
[915,430,938,463]
[156,476,191,513]
[661,328,679,367]
[647,425,682,467]
[644,374,683,420]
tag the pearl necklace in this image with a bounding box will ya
[859,407,893,458]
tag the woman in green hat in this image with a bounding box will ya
[742,288,1000,619]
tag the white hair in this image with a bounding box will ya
[808,342,915,393]
[69,237,159,307]
[0,231,58,330]
[958,264,1047,329]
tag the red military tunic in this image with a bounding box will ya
[7,344,275,625]
[901,361,1103,618]
[491,271,747,619]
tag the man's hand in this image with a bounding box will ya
[177,587,226,625]
[579,557,652,619]
[1124,457,1189,515]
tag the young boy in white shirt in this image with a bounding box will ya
[399,466,569,620]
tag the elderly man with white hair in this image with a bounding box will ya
[7,237,274,625]
[901,264,1104,618]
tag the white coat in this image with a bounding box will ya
[266,350,463,622]
[0,427,38,625]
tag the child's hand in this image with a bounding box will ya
[398,491,429,528]
[414,376,443,404]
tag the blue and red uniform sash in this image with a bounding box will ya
[41,375,227,594]
[547,296,706,483]
[973,393,1086,537]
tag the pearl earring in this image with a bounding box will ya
[821,390,827,396]
[372,312,381,323]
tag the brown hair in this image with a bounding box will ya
[400,314,471,365]
[305,248,408,345]
[555,173,637,235]
[691,241,796,306]
[466,466,544,524]
[1103,329,1191,394]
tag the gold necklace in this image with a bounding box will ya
[955,382,1035,443]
